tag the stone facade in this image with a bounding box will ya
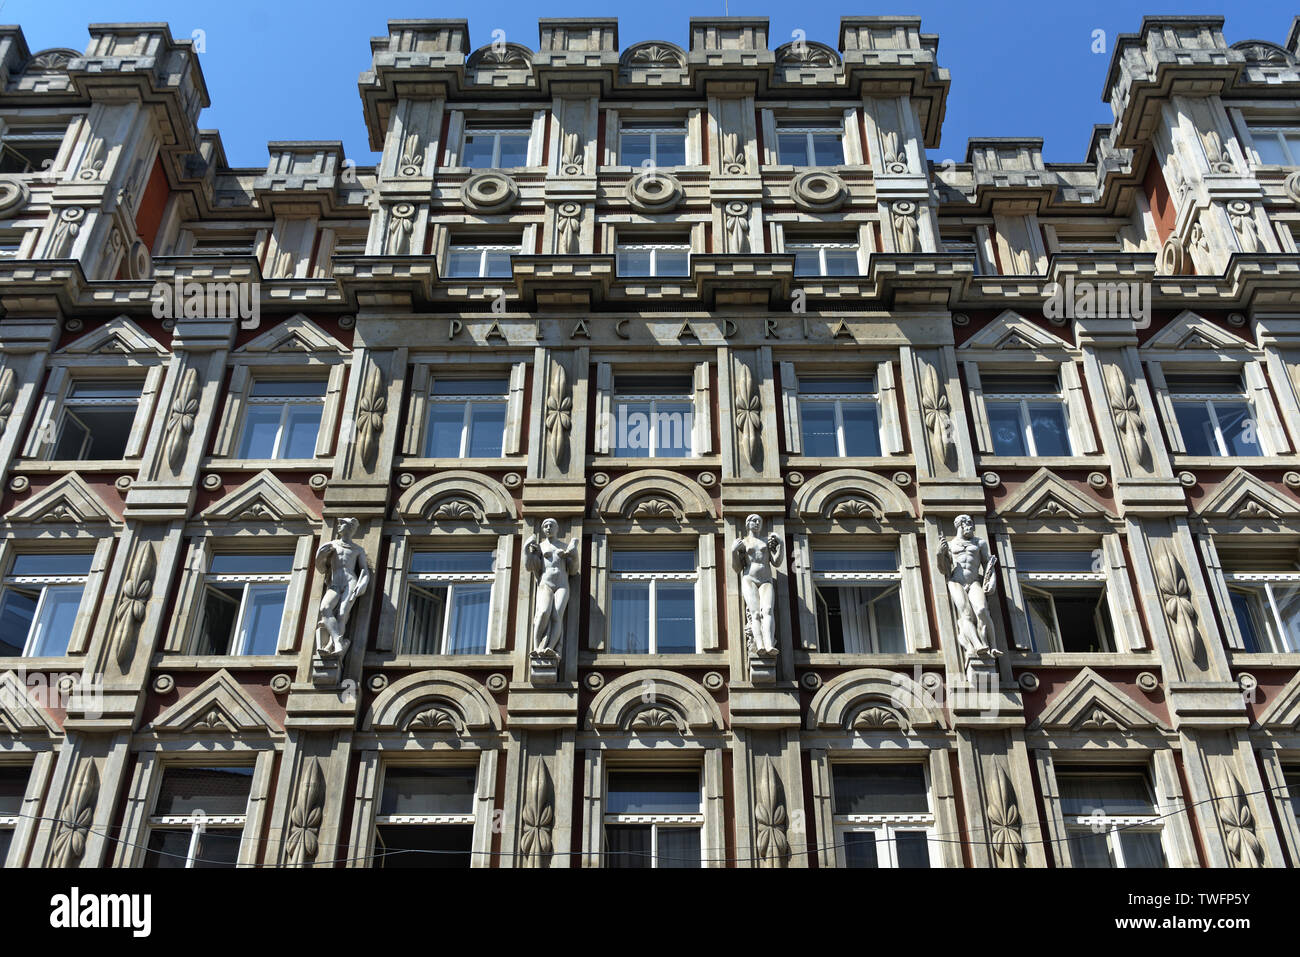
[0,15,1298,868]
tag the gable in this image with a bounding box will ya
[960,310,1071,353]
[0,670,59,735]
[235,314,348,356]
[4,472,117,525]
[1196,468,1300,521]
[147,670,280,735]
[57,316,167,357]
[1144,310,1249,352]
[997,468,1108,520]
[1031,668,1168,732]
[199,470,314,523]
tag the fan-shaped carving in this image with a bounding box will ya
[587,671,723,733]
[397,470,517,522]
[365,671,501,733]
[621,41,686,69]
[806,669,944,731]
[774,40,840,68]
[467,42,533,69]
[790,469,913,521]
[592,470,715,519]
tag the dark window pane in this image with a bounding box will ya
[895,830,931,868]
[777,133,809,165]
[842,831,877,867]
[980,374,1062,394]
[822,247,859,275]
[9,553,93,577]
[1016,550,1099,573]
[655,135,686,167]
[496,135,530,168]
[987,402,1028,456]
[380,767,476,816]
[198,586,239,656]
[1231,590,1264,653]
[607,771,700,814]
[0,766,29,816]
[841,402,882,456]
[143,829,192,868]
[655,582,696,653]
[813,550,897,573]
[620,134,652,168]
[432,378,509,396]
[249,380,327,398]
[55,406,136,459]
[605,824,651,868]
[1052,590,1113,653]
[1027,402,1071,455]
[799,402,838,456]
[799,377,873,396]
[0,588,36,656]
[1057,770,1155,816]
[1217,402,1262,457]
[208,553,293,576]
[1172,401,1219,456]
[811,133,843,166]
[0,828,11,865]
[1119,831,1166,868]
[657,826,701,868]
[610,550,695,573]
[154,767,253,817]
[374,823,473,867]
[193,829,243,868]
[833,764,928,815]
[1068,829,1114,867]
[460,134,496,168]
[410,551,495,574]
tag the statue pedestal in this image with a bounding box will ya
[310,655,342,687]
[749,651,777,686]
[963,656,999,688]
[528,652,558,685]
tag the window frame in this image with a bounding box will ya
[606,548,700,655]
[1245,123,1300,167]
[1053,766,1168,869]
[617,121,689,169]
[786,240,862,278]
[142,765,256,869]
[235,377,330,461]
[981,375,1074,458]
[1015,552,1116,655]
[458,125,533,170]
[774,121,846,167]
[829,761,938,869]
[0,547,102,660]
[422,378,511,460]
[371,763,479,868]
[197,555,295,657]
[811,548,908,654]
[1223,571,1300,654]
[1165,374,1261,458]
[614,241,691,278]
[602,767,705,868]
[794,375,883,458]
[399,550,498,656]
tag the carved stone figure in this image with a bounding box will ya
[732,513,782,657]
[936,514,1001,667]
[314,517,371,661]
[524,518,579,660]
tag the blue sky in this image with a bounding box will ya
[3,1,1296,167]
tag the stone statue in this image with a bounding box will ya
[314,517,371,661]
[936,514,1001,667]
[524,518,579,660]
[732,513,782,658]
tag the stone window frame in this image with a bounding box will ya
[599,219,706,272]
[172,223,267,259]
[0,533,114,663]
[777,356,906,458]
[0,710,58,869]
[401,353,530,462]
[1257,745,1300,866]
[163,531,315,663]
[964,360,1098,462]
[996,525,1147,660]
[0,224,39,259]
[210,355,348,465]
[592,356,713,459]
[1033,745,1199,868]
[1197,530,1300,657]
[821,753,944,868]
[311,220,369,277]
[769,219,873,277]
[375,526,515,661]
[428,220,539,277]
[601,105,705,169]
[21,349,167,466]
[1230,106,1300,169]
[0,110,82,179]
[114,748,277,868]
[759,105,866,168]
[442,107,548,170]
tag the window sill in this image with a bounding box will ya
[796,652,941,667]
[14,459,141,473]
[363,653,509,667]
[1171,455,1290,468]
[397,456,526,470]
[976,455,1105,468]
[1009,651,1156,667]
[205,458,329,470]
[581,652,727,667]
[785,455,911,467]
[1227,650,1300,666]
[152,655,291,669]
[0,654,83,669]
[591,455,720,468]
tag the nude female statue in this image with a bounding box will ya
[524,518,579,659]
[731,513,782,657]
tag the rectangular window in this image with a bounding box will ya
[788,242,860,277]
[424,378,509,458]
[776,122,844,166]
[0,125,65,175]
[612,374,694,458]
[445,242,517,279]
[604,769,702,868]
[941,234,982,274]
[832,764,934,868]
[615,241,690,278]
[608,549,698,654]
[196,553,292,656]
[1224,559,1300,654]
[1247,125,1300,166]
[1284,769,1300,828]
[189,233,257,257]
[460,126,531,169]
[0,553,91,657]
[1016,549,1114,653]
[619,122,687,168]
[0,765,29,865]
[236,379,326,460]
[981,373,1072,457]
[49,379,143,461]
[797,375,881,457]
[813,549,906,653]
[1053,234,1123,254]
[1166,373,1261,457]
[1056,767,1166,868]
[374,766,476,868]
[402,551,496,655]
[143,766,254,868]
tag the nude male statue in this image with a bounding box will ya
[314,517,371,660]
[936,514,1001,665]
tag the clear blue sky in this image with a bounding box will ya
[3,1,1296,167]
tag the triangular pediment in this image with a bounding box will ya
[1255,672,1300,730]
[1031,668,1168,732]
[961,310,1070,352]
[57,316,167,357]
[148,670,280,735]
[4,472,117,525]
[998,468,1108,520]
[199,470,313,523]
[235,314,348,356]
[1144,311,1248,352]
[1196,468,1299,520]
[0,670,59,735]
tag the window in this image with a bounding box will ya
[0,553,91,657]
[797,375,881,457]
[619,121,687,168]
[1248,124,1300,166]
[196,553,292,656]
[236,379,326,459]
[48,379,143,461]
[615,240,690,277]
[0,124,65,175]
[813,549,906,653]
[608,550,697,654]
[402,551,496,655]
[460,125,531,169]
[1166,373,1261,457]
[1284,768,1300,828]
[788,241,859,277]
[1017,549,1114,653]
[604,770,702,868]
[832,764,934,868]
[0,232,23,259]
[981,373,1072,457]
[942,233,982,274]
[445,242,517,279]
[1053,233,1123,254]
[1224,560,1300,654]
[1056,767,1166,868]
[424,378,509,458]
[143,766,254,868]
[776,121,844,166]
[0,766,28,865]
[374,767,476,868]
[189,233,257,257]
[612,375,693,458]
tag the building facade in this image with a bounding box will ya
[0,14,1298,868]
